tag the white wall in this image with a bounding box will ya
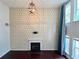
[0,1,10,58]
[10,8,60,50]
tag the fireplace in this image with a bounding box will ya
[31,43,40,52]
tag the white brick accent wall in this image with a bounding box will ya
[10,8,60,50]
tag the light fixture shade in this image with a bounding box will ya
[28,2,36,14]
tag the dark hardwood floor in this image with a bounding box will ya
[1,51,66,59]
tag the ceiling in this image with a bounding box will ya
[1,0,68,8]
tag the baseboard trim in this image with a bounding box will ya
[62,52,72,59]
[0,50,10,58]
[41,50,58,52]
[10,50,58,52]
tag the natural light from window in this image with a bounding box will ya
[72,39,79,59]
[65,36,70,54]
[65,2,71,24]
[64,2,71,55]
[74,0,79,21]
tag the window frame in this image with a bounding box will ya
[65,2,71,24]
[74,0,79,21]
[72,38,79,59]
[64,1,72,58]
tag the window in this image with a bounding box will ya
[64,2,71,55]
[64,0,79,59]
[65,36,70,54]
[65,2,71,24]
[74,0,79,21]
[72,39,79,59]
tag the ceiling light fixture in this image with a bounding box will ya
[28,0,36,14]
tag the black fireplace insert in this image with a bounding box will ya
[31,43,40,52]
